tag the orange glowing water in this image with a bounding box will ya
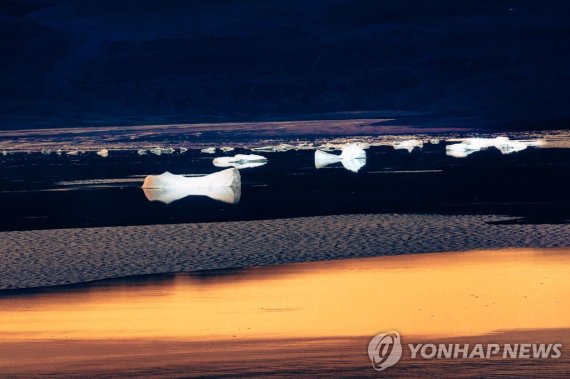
[0,248,568,341]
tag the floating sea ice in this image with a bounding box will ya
[494,139,527,154]
[201,147,217,154]
[213,154,267,169]
[137,149,147,155]
[446,137,529,158]
[41,149,51,155]
[66,150,79,156]
[56,149,62,155]
[340,144,367,159]
[341,157,366,173]
[141,168,241,204]
[150,147,162,156]
[314,144,367,173]
[393,139,424,153]
[179,147,188,154]
[430,139,440,145]
[221,146,235,152]
[252,143,295,153]
[96,148,109,158]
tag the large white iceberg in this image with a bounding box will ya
[314,144,366,173]
[141,168,241,204]
[213,154,267,169]
[446,137,530,158]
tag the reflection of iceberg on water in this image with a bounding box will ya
[314,144,366,173]
[393,139,424,152]
[446,137,530,158]
[141,168,241,204]
[213,154,267,169]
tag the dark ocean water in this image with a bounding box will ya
[2,138,569,232]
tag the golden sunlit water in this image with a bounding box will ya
[0,248,569,341]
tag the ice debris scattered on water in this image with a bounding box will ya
[446,137,535,158]
[201,147,217,154]
[137,149,147,155]
[252,143,295,153]
[213,154,267,169]
[97,148,109,158]
[142,168,241,205]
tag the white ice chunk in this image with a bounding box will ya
[341,158,367,173]
[446,136,530,158]
[221,146,235,152]
[340,144,367,159]
[393,139,424,153]
[97,148,109,158]
[138,149,147,155]
[66,150,79,156]
[179,147,188,154]
[494,139,527,154]
[201,147,216,154]
[213,154,267,169]
[142,168,241,204]
[429,139,440,145]
[314,144,366,172]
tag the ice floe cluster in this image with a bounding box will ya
[445,137,542,158]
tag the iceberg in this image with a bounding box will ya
[141,168,241,205]
[446,137,530,158]
[314,144,366,173]
[393,140,424,153]
[213,154,267,169]
[97,148,109,158]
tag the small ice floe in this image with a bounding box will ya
[393,139,424,153]
[66,150,79,156]
[213,154,267,169]
[314,144,367,173]
[201,147,216,154]
[221,146,235,152]
[446,137,529,158]
[141,168,241,205]
[149,147,175,156]
[429,139,440,145]
[1,151,7,156]
[252,143,295,153]
[137,149,147,155]
[56,149,62,155]
[96,148,109,158]
[41,149,51,155]
[179,147,188,154]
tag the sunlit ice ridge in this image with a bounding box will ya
[0,119,569,153]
